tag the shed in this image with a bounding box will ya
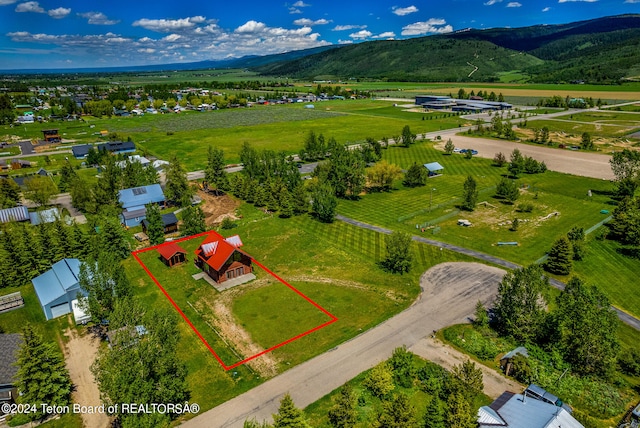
[29,207,60,225]
[142,212,178,235]
[157,242,187,267]
[423,162,444,176]
[0,206,29,224]
[500,346,528,376]
[0,334,22,403]
[32,258,87,320]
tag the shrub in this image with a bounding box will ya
[221,217,236,229]
[517,203,534,213]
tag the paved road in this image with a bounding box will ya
[183,262,507,427]
[335,215,640,331]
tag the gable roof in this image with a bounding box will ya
[478,392,583,428]
[118,184,165,209]
[32,258,82,306]
[501,346,529,361]
[157,242,187,260]
[196,233,249,271]
[71,144,93,158]
[0,334,21,386]
[0,206,29,223]
[142,212,178,229]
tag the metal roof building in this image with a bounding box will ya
[32,258,87,320]
[0,206,29,223]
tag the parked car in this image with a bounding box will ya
[524,384,573,414]
[453,148,462,153]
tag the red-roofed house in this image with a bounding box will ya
[195,233,252,284]
[157,242,187,267]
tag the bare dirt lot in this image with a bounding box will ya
[63,327,111,428]
[436,135,615,179]
[196,191,240,227]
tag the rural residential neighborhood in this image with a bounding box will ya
[1,2,640,428]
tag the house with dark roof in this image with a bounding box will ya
[97,141,136,155]
[157,242,187,267]
[142,212,178,235]
[195,233,253,285]
[118,184,165,227]
[478,391,583,428]
[0,334,22,403]
[32,258,87,320]
[71,143,93,159]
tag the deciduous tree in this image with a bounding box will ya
[205,146,230,192]
[363,362,394,398]
[24,175,58,207]
[556,277,619,376]
[382,231,412,274]
[610,149,640,198]
[366,160,402,191]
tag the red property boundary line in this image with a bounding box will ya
[131,231,338,371]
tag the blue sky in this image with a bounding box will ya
[0,0,638,70]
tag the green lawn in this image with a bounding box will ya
[338,141,613,264]
[520,119,639,139]
[554,110,640,125]
[572,232,640,318]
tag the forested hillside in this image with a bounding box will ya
[255,14,640,83]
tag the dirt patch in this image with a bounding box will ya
[198,278,279,377]
[63,327,112,428]
[196,191,241,227]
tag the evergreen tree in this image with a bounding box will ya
[461,175,478,211]
[145,203,165,245]
[401,125,416,147]
[556,277,619,376]
[292,184,309,215]
[444,138,455,155]
[494,264,549,343]
[0,178,21,208]
[474,300,489,328]
[278,188,294,218]
[581,132,593,150]
[181,205,207,236]
[403,163,428,188]
[16,325,72,421]
[165,154,193,207]
[205,146,230,192]
[495,177,519,203]
[0,93,15,125]
[53,219,73,258]
[567,226,585,261]
[327,144,366,198]
[450,360,483,401]
[312,182,337,223]
[94,155,120,209]
[376,393,418,428]
[610,149,640,198]
[98,217,130,260]
[544,236,573,275]
[272,393,311,428]
[382,231,412,274]
[608,195,640,246]
[327,385,358,428]
[389,345,415,388]
[36,222,63,267]
[508,148,524,178]
[423,396,445,428]
[70,223,89,259]
[445,392,475,428]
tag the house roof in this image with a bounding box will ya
[122,207,147,220]
[225,235,244,248]
[0,206,29,223]
[424,162,444,172]
[142,212,178,229]
[32,258,82,306]
[29,207,59,225]
[196,233,249,271]
[71,144,93,158]
[501,346,528,361]
[157,242,187,260]
[478,392,583,428]
[0,334,21,386]
[97,141,135,153]
[118,184,165,209]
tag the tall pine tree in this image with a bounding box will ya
[272,393,310,428]
[145,203,165,245]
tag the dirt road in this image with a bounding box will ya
[183,262,517,427]
[440,135,615,180]
[63,328,112,428]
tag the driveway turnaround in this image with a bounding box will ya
[183,262,507,427]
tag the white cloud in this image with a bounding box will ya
[162,34,182,42]
[337,39,353,44]
[293,18,331,26]
[624,0,640,3]
[0,0,18,5]
[507,2,522,6]
[15,1,44,13]
[78,11,119,25]
[484,0,502,4]
[293,1,310,6]
[542,6,551,10]
[373,31,396,39]
[392,5,418,16]
[332,24,367,31]
[48,7,70,19]
[401,19,453,36]
[349,30,373,39]
[133,16,206,32]
[288,7,302,14]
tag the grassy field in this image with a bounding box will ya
[124,201,474,417]
[573,231,640,318]
[338,140,614,264]
[552,110,640,126]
